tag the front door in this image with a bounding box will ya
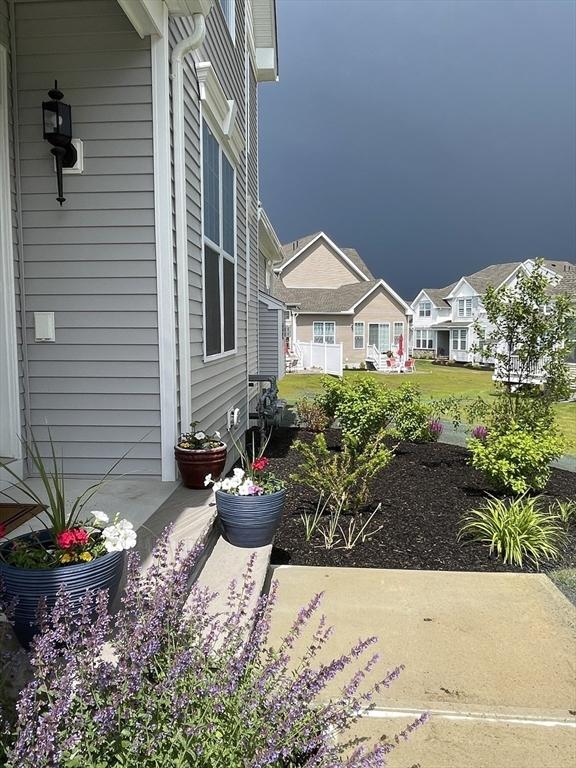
[0,44,22,470]
[368,323,390,353]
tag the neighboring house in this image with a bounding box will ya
[411,259,576,364]
[0,0,279,484]
[271,232,411,371]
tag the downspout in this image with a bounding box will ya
[171,14,206,432]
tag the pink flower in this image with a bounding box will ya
[56,528,89,550]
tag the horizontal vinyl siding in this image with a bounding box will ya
[170,1,249,438]
[258,301,280,379]
[15,0,160,476]
[247,59,258,379]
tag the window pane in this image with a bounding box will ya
[222,154,234,256]
[203,123,220,245]
[205,246,221,356]
[223,258,235,351]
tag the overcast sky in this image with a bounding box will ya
[258,0,576,299]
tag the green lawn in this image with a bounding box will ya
[279,360,576,454]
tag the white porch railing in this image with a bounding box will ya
[366,344,405,372]
[493,355,546,385]
[291,341,343,376]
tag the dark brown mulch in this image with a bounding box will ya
[267,428,576,573]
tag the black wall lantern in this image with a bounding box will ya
[42,81,77,205]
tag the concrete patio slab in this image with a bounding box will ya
[350,713,576,768]
[269,565,576,763]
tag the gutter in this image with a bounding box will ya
[171,14,207,431]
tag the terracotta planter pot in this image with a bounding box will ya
[175,442,227,489]
[215,488,286,548]
[0,530,125,648]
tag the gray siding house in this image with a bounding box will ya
[0,0,279,484]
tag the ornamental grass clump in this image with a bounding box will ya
[0,525,426,767]
[458,495,566,568]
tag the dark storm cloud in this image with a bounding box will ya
[259,0,576,300]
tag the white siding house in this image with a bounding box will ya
[411,260,576,364]
[0,0,279,484]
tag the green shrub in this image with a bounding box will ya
[291,432,392,514]
[458,495,566,568]
[295,397,329,432]
[551,499,576,528]
[469,426,564,494]
[386,384,435,442]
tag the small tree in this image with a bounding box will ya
[474,259,574,422]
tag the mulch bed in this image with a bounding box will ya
[266,428,576,573]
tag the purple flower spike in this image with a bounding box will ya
[471,425,489,441]
[428,418,443,440]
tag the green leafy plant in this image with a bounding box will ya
[295,397,330,432]
[458,495,566,568]
[551,499,576,528]
[300,494,383,550]
[0,432,135,569]
[291,432,392,514]
[469,425,564,494]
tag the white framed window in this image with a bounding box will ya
[457,298,472,317]
[313,321,335,345]
[368,323,390,352]
[415,329,434,350]
[418,300,432,317]
[203,120,236,359]
[451,329,468,351]
[353,321,365,349]
[219,0,235,42]
[393,321,404,346]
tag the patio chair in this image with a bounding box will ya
[403,358,415,374]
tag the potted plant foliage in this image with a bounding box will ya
[174,421,227,489]
[0,434,136,647]
[205,436,286,548]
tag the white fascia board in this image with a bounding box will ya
[255,48,277,82]
[277,232,370,281]
[196,61,244,164]
[117,0,165,37]
[166,0,213,15]
[348,279,410,313]
[258,291,285,310]
[295,310,355,315]
[258,206,283,265]
[411,288,435,308]
[445,277,477,300]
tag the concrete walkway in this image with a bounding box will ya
[269,566,576,767]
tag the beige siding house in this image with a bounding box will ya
[272,232,411,369]
[0,0,279,484]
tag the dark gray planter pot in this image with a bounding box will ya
[0,530,125,648]
[215,489,286,548]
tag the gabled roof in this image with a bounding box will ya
[416,260,576,307]
[278,232,374,280]
[271,278,408,314]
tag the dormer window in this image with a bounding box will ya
[457,298,472,317]
[418,300,432,317]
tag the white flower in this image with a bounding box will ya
[233,468,245,479]
[102,519,137,552]
[214,430,221,439]
[237,480,251,496]
[91,510,109,524]
[212,481,223,492]
[194,431,206,441]
[204,473,213,487]
[221,477,235,491]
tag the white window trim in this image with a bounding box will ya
[0,45,22,474]
[195,61,244,164]
[451,328,468,351]
[368,322,391,351]
[415,329,435,350]
[457,298,472,318]
[393,321,404,344]
[202,118,238,362]
[313,321,336,345]
[419,300,432,317]
[353,320,365,350]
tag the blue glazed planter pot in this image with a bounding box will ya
[0,530,125,648]
[215,489,286,548]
